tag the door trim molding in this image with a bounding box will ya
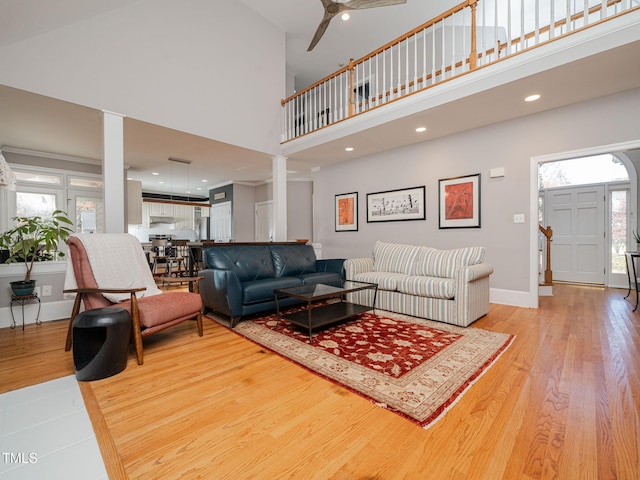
[529,139,640,308]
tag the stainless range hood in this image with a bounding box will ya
[149,216,176,225]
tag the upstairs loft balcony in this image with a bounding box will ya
[280,0,640,146]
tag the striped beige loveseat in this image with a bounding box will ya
[344,241,493,327]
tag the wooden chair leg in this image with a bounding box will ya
[197,312,203,337]
[130,293,144,365]
[65,294,83,351]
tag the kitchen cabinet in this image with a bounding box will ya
[173,205,195,230]
[149,202,173,217]
[142,201,196,230]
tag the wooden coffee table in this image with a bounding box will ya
[273,280,378,342]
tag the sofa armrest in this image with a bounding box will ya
[458,262,494,283]
[454,262,493,326]
[199,268,243,318]
[316,258,345,278]
[344,257,374,280]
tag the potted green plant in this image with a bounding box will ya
[0,210,73,296]
[634,230,640,252]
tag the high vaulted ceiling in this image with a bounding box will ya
[237,0,457,90]
[0,0,639,196]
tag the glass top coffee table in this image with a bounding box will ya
[273,280,378,343]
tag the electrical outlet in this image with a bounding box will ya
[513,213,525,223]
[42,285,52,297]
[33,286,41,297]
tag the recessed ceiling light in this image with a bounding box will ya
[341,13,350,21]
[158,181,164,184]
[345,147,354,152]
[416,127,427,133]
[525,94,541,102]
[201,179,208,183]
[152,172,159,176]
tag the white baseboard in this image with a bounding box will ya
[539,285,553,296]
[0,299,75,329]
[0,289,536,329]
[490,288,535,308]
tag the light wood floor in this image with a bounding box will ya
[1,284,638,479]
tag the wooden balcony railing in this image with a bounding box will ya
[281,0,636,142]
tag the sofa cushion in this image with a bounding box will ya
[127,291,202,329]
[352,271,406,291]
[408,246,436,275]
[204,246,275,282]
[270,244,317,277]
[243,276,302,304]
[297,272,343,286]
[397,276,455,300]
[373,241,420,275]
[412,246,485,278]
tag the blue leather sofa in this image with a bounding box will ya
[199,244,345,326]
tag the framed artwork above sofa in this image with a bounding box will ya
[335,192,358,231]
[366,186,425,223]
[439,174,481,228]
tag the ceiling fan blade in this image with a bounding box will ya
[344,0,407,9]
[307,11,337,51]
[307,0,407,51]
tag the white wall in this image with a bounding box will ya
[287,181,313,241]
[0,0,285,156]
[252,181,314,242]
[312,89,640,300]
[233,183,256,241]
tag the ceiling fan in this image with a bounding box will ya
[307,0,408,52]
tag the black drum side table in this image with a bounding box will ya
[72,306,132,381]
[10,293,42,330]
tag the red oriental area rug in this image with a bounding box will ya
[208,309,514,428]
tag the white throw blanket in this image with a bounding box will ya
[64,233,162,303]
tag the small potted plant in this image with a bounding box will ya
[0,210,73,296]
[634,230,640,252]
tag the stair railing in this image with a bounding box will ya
[539,224,553,285]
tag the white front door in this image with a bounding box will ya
[546,185,605,284]
[255,201,273,242]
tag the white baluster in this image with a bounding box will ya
[584,0,589,26]
[432,24,436,84]
[422,27,427,85]
[441,17,446,81]
[374,54,378,107]
[388,46,392,101]
[397,41,401,99]
[550,0,555,40]
[534,0,540,44]
[520,0,525,50]
[454,12,458,75]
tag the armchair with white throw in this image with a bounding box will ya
[64,233,203,365]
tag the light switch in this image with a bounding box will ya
[513,213,525,223]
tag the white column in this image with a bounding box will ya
[272,155,287,241]
[102,111,126,233]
